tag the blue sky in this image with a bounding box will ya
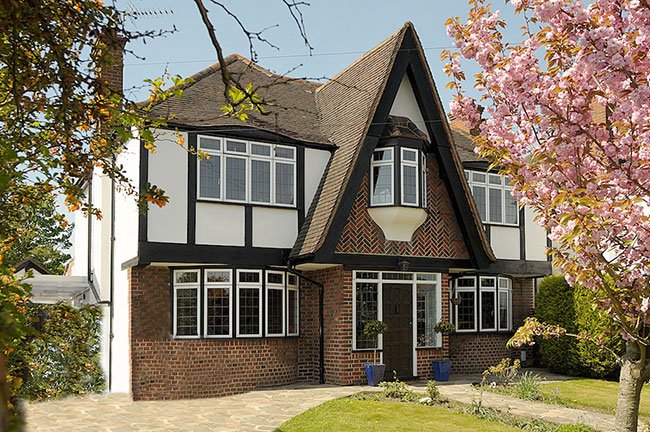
[120,0,524,109]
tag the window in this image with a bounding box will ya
[498,277,512,331]
[370,147,427,207]
[455,277,476,332]
[197,136,296,206]
[204,270,232,337]
[237,270,262,337]
[353,271,441,351]
[465,170,518,225]
[454,275,513,333]
[173,270,200,337]
[266,271,285,337]
[287,274,299,336]
[479,277,497,331]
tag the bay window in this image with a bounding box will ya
[465,170,518,225]
[370,147,427,207]
[204,269,232,337]
[454,274,513,333]
[266,271,285,337]
[198,136,296,206]
[455,277,477,332]
[173,270,200,337]
[498,277,512,331]
[237,270,262,337]
[479,277,497,331]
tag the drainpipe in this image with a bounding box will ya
[108,175,115,391]
[287,266,325,385]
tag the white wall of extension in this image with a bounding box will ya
[147,129,188,244]
[196,202,245,246]
[489,225,520,260]
[304,148,330,212]
[389,75,430,140]
[252,207,298,248]
[524,207,548,261]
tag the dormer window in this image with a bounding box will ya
[370,146,426,208]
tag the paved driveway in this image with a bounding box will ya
[24,384,370,432]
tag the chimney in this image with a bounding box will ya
[469,105,485,137]
[93,27,126,99]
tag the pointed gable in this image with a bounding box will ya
[292,22,495,267]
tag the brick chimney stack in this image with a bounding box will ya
[94,27,126,99]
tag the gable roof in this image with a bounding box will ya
[14,259,51,275]
[148,54,331,145]
[291,22,495,266]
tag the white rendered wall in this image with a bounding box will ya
[389,75,430,140]
[525,207,548,262]
[304,149,330,212]
[196,203,245,246]
[252,207,298,248]
[147,129,188,243]
[70,203,88,277]
[490,225,521,260]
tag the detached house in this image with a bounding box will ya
[71,22,551,400]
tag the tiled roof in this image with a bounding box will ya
[148,54,330,145]
[448,118,486,163]
[290,24,408,258]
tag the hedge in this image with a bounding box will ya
[535,275,624,378]
[8,302,105,400]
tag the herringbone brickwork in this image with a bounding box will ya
[336,156,470,258]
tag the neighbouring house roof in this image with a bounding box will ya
[448,117,486,164]
[148,54,331,146]
[14,259,51,275]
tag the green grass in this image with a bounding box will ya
[275,398,522,432]
[541,379,650,418]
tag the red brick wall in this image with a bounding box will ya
[129,266,305,400]
[336,156,469,259]
[303,267,450,385]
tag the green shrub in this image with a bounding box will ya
[534,276,622,378]
[513,372,542,400]
[379,377,416,402]
[426,380,443,402]
[8,303,105,400]
[482,358,520,386]
[555,424,597,432]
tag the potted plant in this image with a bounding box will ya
[363,320,388,386]
[431,320,456,381]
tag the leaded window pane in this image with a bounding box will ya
[403,165,417,204]
[499,291,509,330]
[457,291,475,330]
[267,288,283,335]
[355,282,378,349]
[251,159,271,203]
[225,157,246,201]
[505,191,518,224]
[489,187,503,223]
[239,272,260,283]
[206,271,230,283]
[267,273,283,284]
[199,137,221,151]
[288,289,298,334]
[238,288,260,335]
[206,287,229,336]
[175,287,198,336]
[275,147,295,159]
[251,143,271,156]
[356,272,379,280]
[472,185,487,221]
[373,148,393,161]
[417,284,438,347]
[372,165,392,204]
[383,272,413,280]
[175,271,198,284]
[275,162,294,205]
[481,291,496,330]
[226,140,247,153]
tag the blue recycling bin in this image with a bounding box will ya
[431,360,452,381]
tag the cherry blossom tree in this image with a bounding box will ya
[443,0,650,430]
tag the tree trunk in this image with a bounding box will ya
[615,341,647,432]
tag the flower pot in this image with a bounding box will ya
[364,364,386,386]
[431,359,452,381]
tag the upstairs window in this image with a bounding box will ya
[465,170,518,225]
[370,147,427,208]
[198,136,296,206]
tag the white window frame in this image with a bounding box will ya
[401,147,420,207]
[265,271,286,337]
[197,135,296,207]
[414,273,442,349]
[498,277,513,331]
[287,274,299,337]
[370,148,395,206]
[352,272,383,352]
[236,269,263,337]
[173,269,201,339]
[465,169,519,226]
[454,276,477,333]
[203,269,233,338]
[421,151,427,207]
[479,276,498,331]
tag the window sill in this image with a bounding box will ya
[452,330,514,336]
[415,346,443,351]
[482,222,520,228]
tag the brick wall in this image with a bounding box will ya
[129,266,306,400]
[336,156,469,259]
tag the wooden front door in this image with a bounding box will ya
[382,283,413,379]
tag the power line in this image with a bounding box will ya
[123,46,456,67]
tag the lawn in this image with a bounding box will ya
[541,378,650,417]
[275,398,522,432]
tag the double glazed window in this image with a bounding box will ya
[464,170,518,225]
[454,275,512,332]
[172,269,299,338]
[370,147,427,207]
[353,271,441,351]
[198,136,296,206]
